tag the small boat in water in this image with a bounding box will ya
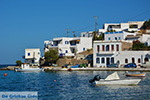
[126,72,146,77]
[89,72,141,85]
[14,63,44,72]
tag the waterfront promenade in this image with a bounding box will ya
[1,66,150,72]
[44,67,150,72]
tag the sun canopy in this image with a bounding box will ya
[105,72,120,80]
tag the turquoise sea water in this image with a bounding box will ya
[0,70,150,100]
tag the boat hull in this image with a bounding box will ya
[95,79,141,85]
[126,73,146,77]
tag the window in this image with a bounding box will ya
[111,57,114,64]
[138,58,141,63]
[111,45,114,51]
[28,53,30,56]
[144,58,148,62]
[83,48,85,51]
[96,58,100,63]
[97,45,99,52]
[101,58,105,63]
[102,45,105,51]
[119,37,121,40]
[116,44,119,51]
[108,37,111,40]
[72,49,75,53]
[115,37,117,40]
[125,58,128,63]
[83,34,85,37]
[132,57,135,63]
[129,24,138,28]
[106,45,109,51]
[65,50,68,53]
[65,41,69,44]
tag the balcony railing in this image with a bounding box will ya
[97,50,115,55]
[70,44,76,46]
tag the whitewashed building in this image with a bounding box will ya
[99,21,144,33]
[93,41,150,67]
[105,31,150,45]
[80,31,93,37]
[44,37,92,56]
[25,48,41,65]
[80,31,102,38]
[104,31,137,41]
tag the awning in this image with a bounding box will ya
[70,39,80,42]
[53,39,62,41]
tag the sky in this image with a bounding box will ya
[0,0,150,64]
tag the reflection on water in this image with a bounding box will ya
[0,70,150,100]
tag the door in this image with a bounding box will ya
[106,58,110,65]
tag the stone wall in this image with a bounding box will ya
[121,42,132,51]
[56,58,88,67]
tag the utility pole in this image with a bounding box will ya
[94,16,98,40]
[65,29,71,37]
[72,31,76,37]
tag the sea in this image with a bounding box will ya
[0,65,150,100]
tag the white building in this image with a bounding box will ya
[104,31,137,41]
[80,31,102,38]
[104,31,150,45]
[80,31,93,37]
[99,21,144,33]
[25,48,41,65]
[44,37,92,56]
[93,41,150,67]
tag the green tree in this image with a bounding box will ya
[132,40,148,50]
[98,33,104,40]
[92,31,97,40]
[44,48,59,64]
[142,19,150,30]
[93,31,104,41]
[16,60,22,66]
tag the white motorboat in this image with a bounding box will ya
[141,61,150,68]
[89,72,141,85]
[14,63,44,72]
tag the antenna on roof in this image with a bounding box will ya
[72,31,76,37]
[65,29,71,37]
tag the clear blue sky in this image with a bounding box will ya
[0,0,150,64]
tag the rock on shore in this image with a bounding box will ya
[0,66,20,70]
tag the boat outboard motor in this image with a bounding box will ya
[89,74,101,83]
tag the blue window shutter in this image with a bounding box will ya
[83,48,85,51]
[66,50,68,53]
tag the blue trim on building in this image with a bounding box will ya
[105,31,123,34]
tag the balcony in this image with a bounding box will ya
[65,53,75,56]
[48,44,59,48]
[70,44,77,48]
[97,51,115,55]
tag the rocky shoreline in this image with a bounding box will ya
[0,66,38,70]
[0,66,20,70]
